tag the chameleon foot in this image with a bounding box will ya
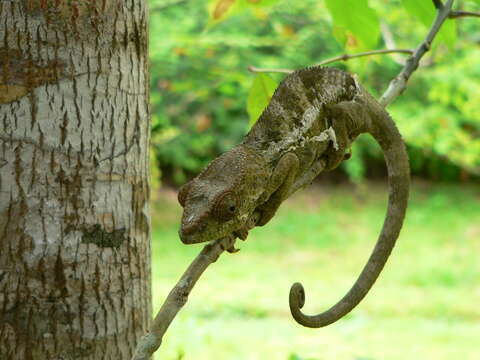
[226,245,240,253]
[220,235,240,253]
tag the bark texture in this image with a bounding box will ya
[0,1,151,359]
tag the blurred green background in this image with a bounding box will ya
[148,0,480,359]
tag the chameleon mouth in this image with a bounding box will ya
[179,212,261,245]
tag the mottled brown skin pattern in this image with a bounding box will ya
[178,66,410,328]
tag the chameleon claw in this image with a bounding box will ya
[219,234,240,253]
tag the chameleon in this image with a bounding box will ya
[177,66,410,328]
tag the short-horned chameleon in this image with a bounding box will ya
[177,66,410,328]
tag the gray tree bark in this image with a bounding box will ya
[0,1,151,359]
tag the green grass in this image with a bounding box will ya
[151,182,480,360]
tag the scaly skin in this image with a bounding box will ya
[178,66,410,327]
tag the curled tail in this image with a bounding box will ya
[289,90,410,328]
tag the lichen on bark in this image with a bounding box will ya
[82,224,128,249]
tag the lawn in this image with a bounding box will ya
[150,181,480,360]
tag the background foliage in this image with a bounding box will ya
[150,0,480,185]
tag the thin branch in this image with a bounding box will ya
[132,236,237,360]
[132,213,260,360]
[248,49,414,74]
[449,10,480,18]
[317,48,414,66]
[379,0,454,106]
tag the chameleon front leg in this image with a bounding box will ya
[257,152,299,226]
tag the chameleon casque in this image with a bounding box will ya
[177,66,410,328]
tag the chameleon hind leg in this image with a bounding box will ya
[257,152,299,226]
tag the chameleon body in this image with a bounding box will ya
[178,66,410,328]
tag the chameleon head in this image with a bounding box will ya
[178,145,268,244]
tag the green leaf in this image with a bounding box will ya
[401,0,435,27]
[438,20,457,50]
[247,73,278,126]
[401,0,457,49]
[325,0,380,50]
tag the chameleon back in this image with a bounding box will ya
[244,66,358,153]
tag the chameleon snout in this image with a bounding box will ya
[179,220,207,244]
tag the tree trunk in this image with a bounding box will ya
[0,1,151,359]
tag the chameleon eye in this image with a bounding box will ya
[177,182,191,207]
[213,191,238,221]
